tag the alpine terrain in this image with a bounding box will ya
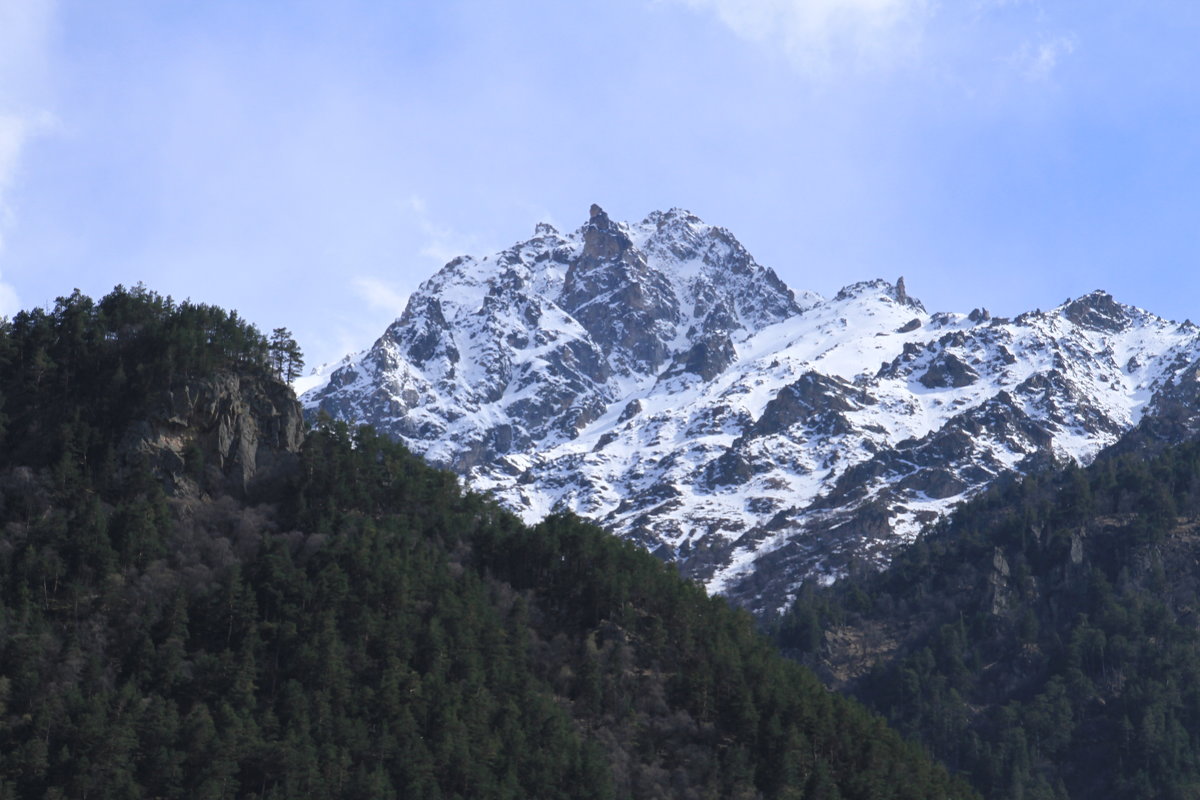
[302,206,1200,615]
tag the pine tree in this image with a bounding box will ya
[268,327,305,382]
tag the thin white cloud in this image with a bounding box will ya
[668,0,1081,90]
[1012,35,1077,81]
[0,269,18,316]
[352,276,410,317]
[0,0,58,316]
[0,115,32,192]
[668,0,931,74]
[0,109,54,202]
[408,195,478,266]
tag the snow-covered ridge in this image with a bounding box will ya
[303,206,1200,615]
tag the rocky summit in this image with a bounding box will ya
[302,206,1200,615]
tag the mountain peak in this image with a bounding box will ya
[833,277,925,311]
[1060,289,1131,332]
[641,207,702,229]
[576,204,634,266]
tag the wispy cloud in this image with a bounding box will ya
[0,113,35,315]
[0,110,54,203]
[0,0,57,316]
[352,276,410,318]
[667,0,1081,89]
[667,0,931,74]
[408,195,478,266]
[1012,34,1077,81]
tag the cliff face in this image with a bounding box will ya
[122,371,305,500]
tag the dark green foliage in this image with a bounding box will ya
[293,422,975,799]
[0,288,976,799]
[0,283,273,481]
[776,441,1200,799]
[268,327,305,383]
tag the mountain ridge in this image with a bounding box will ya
[302,206,1200,615]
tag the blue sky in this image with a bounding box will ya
[1,0,1199,367]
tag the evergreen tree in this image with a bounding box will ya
[269,326,305,382]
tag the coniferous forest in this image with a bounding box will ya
[0,286,975,798]
[776,438,1200,799]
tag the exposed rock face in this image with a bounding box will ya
[919,352,979,389]
[124,371,304,500]
[562,206,679,375]
[988,548,1014,616]
[1106,357,1200,458]
[301,206,1200,616]
[305,206,806,474]
[1062,290,1130,333]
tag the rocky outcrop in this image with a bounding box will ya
[561,206,680,375]
[1062,290,1130,333]
[751,372,868,438]
[123,371,304,500]
[1107,357,1200,458]
[919,352,979,389]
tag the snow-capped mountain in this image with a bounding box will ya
[302,205,1200,615]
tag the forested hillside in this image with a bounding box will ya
[776,437,1200,799]
[0,287,975,799]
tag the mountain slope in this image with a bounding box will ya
[0,287,975,799]
[775,432,1200,800]
[302,207,1200,615]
